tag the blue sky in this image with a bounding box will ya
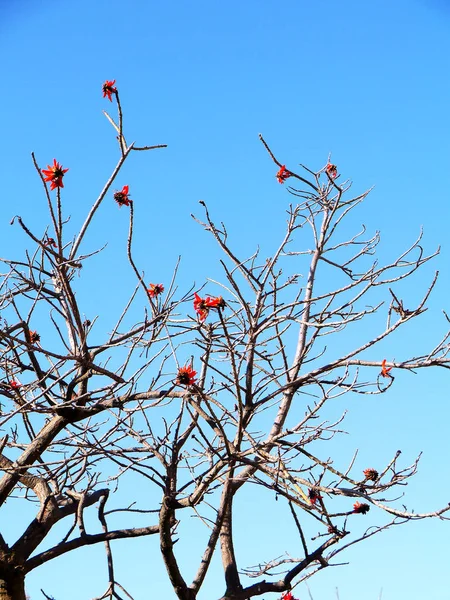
[1,0,450,599]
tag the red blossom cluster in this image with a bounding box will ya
[380,359,393,378]
[326,163,338,178]
[43,236,56,248]
[176,365,197,387]
[42,159,69,190]
[281,592,298,600]
[9,381,21,390]
[276,164,292,184]
[114,185,132,207]
[194,293,225,322]
[308,488,322,505]
[363,468,379,481]
[148,283,164,297]
[102,79,117,102]
[353,501,370,515]
[28,330,40,344]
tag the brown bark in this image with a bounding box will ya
[159,496,193,600]
[0,574,26,600]
[220,498,242,596]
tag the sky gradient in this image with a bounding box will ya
[1,1,450,599]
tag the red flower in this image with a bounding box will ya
[206,296,226,309]
[176,364,197,387]
[114,185,132,207]
[308,488,322,505]
[43,236,56,248]
[10,380,21,390]
[194,293,210,322]
[281,593,295,600]
[353,501,370,514]
[102,80,117,101]
[363,468,379,481]
[276,165,292,184]
[148,283,164,297]
[28,330,40,344]
[42,159,69,190]
[326,163,338,179]
[194,293,225,322]
[380,359,393,378]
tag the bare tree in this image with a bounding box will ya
[0,82,448,600]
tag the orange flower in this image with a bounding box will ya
[276,165,292,184]
[326,163,338,179]
[308,488,322,505]
[363,468,379,481]
[176,364,197,386]
[353,501,370,514]
[148,283,164,297]
[42,159,69,190]
[380,359,393,378]
[102,80,117,101]
[114,185,132,207]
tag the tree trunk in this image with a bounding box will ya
[0,575,26,600]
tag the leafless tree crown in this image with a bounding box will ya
[0,85,448,600]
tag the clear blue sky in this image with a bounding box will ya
[1,1,450,599]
